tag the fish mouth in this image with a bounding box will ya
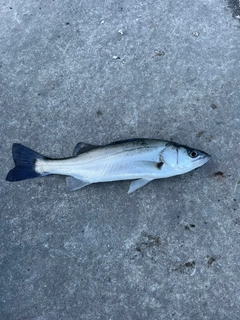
[199,153,211,164]
[192,153,211,164]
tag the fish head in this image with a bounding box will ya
[162,143,211,174]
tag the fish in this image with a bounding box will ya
[6,139,211,193]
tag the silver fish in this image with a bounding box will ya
[6,139,211,193]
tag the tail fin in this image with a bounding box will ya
[6,143,47,182]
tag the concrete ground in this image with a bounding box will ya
[1,0,240,319]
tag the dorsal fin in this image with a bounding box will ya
[73,142,99,156]
[106,138,146,146]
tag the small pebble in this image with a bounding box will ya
[192,31,200,37]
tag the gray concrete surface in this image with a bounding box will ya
[1,0,240,319]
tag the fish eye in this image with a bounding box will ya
[188,150,198,158]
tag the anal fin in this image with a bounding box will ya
[66,176,91,192]
[128,179,152,194]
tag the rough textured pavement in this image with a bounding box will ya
[1,1,240,319]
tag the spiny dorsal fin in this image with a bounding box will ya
[106,138,147,146]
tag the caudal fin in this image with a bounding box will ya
[6,143,47,182]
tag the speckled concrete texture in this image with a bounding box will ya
[1,1,240,319]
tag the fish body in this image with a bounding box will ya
[6,139,211,193]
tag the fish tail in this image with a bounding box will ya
[6,143,49,182]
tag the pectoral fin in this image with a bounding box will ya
[128,179,153,194]
[66,177,91,192]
